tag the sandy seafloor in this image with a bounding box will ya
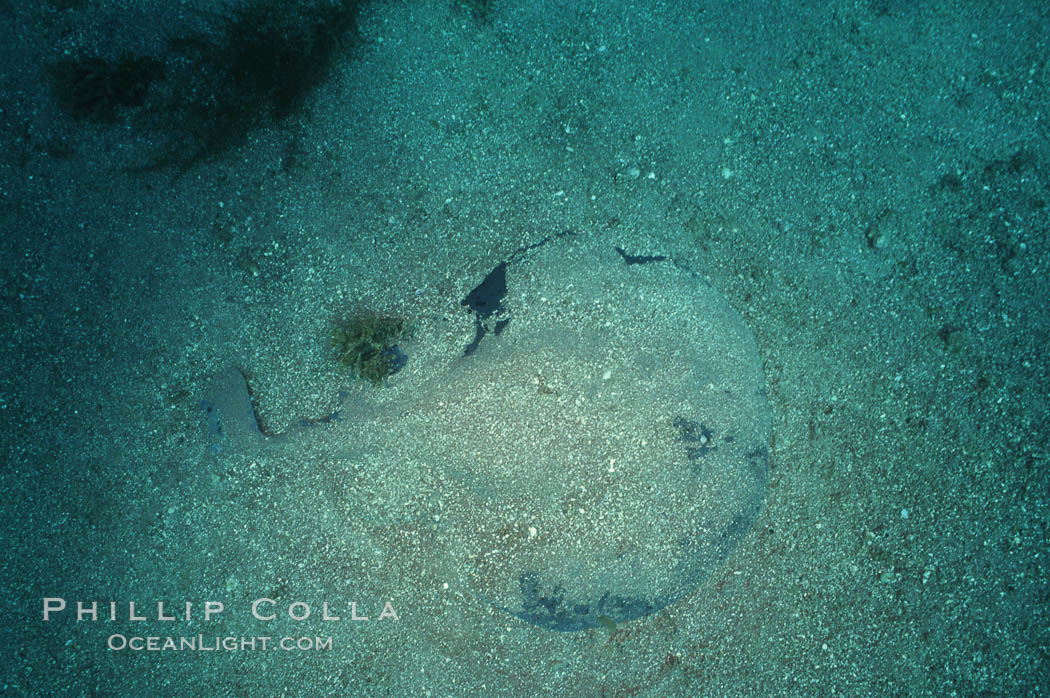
[1,0,1048,695]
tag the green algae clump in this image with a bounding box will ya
[330,313,408,386]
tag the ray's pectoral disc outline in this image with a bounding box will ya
[201,234,771,631]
